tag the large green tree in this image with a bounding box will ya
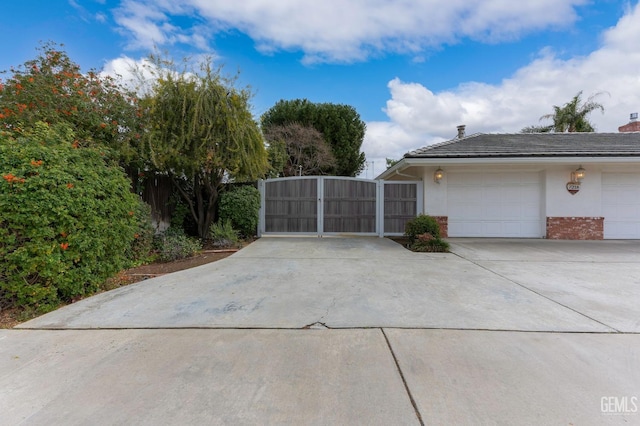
[140,57,268,237]
[261,99,366,176]
[0,42,142,163]
[522,91,605,133]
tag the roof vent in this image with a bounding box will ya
[631,112,638,122]
[456,125,466,139]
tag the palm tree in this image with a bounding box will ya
[539,91,606,132]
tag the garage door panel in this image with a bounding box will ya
[482,222,505,236]
[602,173,640,239]
[605,222,640,239]
[483,204,505,219]
[520,186,541,199]
[501,222,526,237]
[603,174,639,185]
[605,208,640,220]
[449,221,484,237]
[484,174,505,185]
[520,220,545,236]
[522,210,542,221]
[448,172,542,238]
[484,204,521,220]
[519,172,542,184]
[449,206,478,221]
[449,187,482,203]
[500,186,522,199]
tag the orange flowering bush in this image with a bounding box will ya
[0,123,140,312]
[0,42,144,165]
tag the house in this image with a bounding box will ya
[377,124,640,239]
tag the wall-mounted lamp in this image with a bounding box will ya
[571,165,586,183]
[434,167,444,183]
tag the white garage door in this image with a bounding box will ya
[447,172,543,238]
[602,173,640,239]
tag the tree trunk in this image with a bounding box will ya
[193,176,219,238]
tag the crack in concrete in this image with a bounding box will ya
[301,322,329,330]
[318,296,337,324]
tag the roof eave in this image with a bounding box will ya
[375,157,437,180]
[393,156,640,165]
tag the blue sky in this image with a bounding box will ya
[1,1,639,177]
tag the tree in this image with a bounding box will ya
[385,158,400,168]
[520,125,552,133]
[536,91,605,133]
[140,56,268,237]
[261,99,366,176]
[264,123,336,176]
[0,42,142,163]
[265,138,288,178]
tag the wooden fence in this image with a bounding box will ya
[258,177,422,237]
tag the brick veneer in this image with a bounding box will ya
[432,216,448,238]
[618,121,640,132]
[546,217,604,240]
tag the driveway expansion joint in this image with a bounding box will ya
[451,252,621,333]
[381,328,424,426]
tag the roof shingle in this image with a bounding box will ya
[405,132,640,158]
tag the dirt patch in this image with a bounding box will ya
[116,250,236,282]
[0,248,241,329]
[387,236,411,248]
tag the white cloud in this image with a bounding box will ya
[100,56,159,95]
[362,3,640,172]
[100,53,220,97]
[108,0,638,177]
[113,0,586,63]
[113,0,210,51]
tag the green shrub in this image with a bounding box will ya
[404,214,448,253]
[169,193,190,230]
[405,214,441,240]
[0,123,138,312]
[218,185,260,238]
[154,228,202,262]
[209,219,240,248]
[410,237,450,253]
[127,199,155,265]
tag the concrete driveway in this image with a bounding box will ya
[16,237,640,332]
[3,237,640,424]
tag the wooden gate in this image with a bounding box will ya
[258,177,422,237]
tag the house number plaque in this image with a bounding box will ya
[566,182,580,195]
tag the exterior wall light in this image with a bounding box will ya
[571,165,586,183]
[434,167,444,183]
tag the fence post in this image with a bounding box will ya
[377,180,384,237]
[317,177,324,237]
[257,179,265,237]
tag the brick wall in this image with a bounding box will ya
[432,216,448,238]
[546,217,604,240]
[618,121,640,132]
